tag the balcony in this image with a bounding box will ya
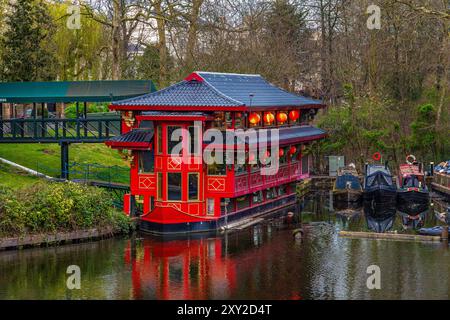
[233,159,309,197]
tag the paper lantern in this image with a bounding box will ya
[289,110,300,121]
[289,146,297,155]
[249,112,261,125]
[249,152,256,162]
[263,112,275,124]
[279,148,285,157]
[277,112,288,123]
[264,150,270,158]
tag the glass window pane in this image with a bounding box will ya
[138,150,154,173]
[167,173,182,201]
[157,126,162,154]
[167,126,183,155]
[188,173,199,200]
[236,195,249,210]
[207,198,215,215]
[157,172,163,200]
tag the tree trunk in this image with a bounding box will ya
[185,0,204,72]
[154,0,167,87]
[111,0,122,80]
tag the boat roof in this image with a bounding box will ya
[110,71,324,111]
[399,164,423,177]
[367,164,391,176]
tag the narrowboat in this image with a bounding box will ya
[332,166,362,202]
[105,71,327,234]
[363,163,397,205]
[396,162,429,217]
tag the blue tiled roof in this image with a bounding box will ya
[114,79,242,107]
[204,126,327,145]
[112,72,323,109]
[108,129,153,144]
[197,72,322,107]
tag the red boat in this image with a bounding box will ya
[106,71,326,234]
[396,159,429,223]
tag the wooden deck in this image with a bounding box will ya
[339,230,441,242]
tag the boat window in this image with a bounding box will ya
[207,198,215,215]
[167,173,182,201]
[157,172,163,200]
[207,155,227,175]
[156,126,162,154]
[380,175,393,186]
[188,126,201,155]
[211,112,225,129]
[252,191,263,204]
[234,112,245,129]
[188,173,199,201]
[403,176,420,188]
[220,198,234,215]
[167,126,183,155]
[236,195,250,210]
[278,185,287,196]
[367,175,376,187]
[138,150,154,173]
[266,188,277,200]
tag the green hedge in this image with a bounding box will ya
[0,182,132,237]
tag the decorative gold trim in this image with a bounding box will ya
[122,111,135,128]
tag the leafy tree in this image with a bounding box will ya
[48,2,109,81]
[0,0,57,81]
[409,104,437,160]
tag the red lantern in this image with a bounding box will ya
[249,112,261,125]
[279,148,285,157]
[289,146,297,155]
[249,152,256,162]
[263,112,275,124]
[264,150,270,158]
[289,110,300,121]
[277,112,288,123]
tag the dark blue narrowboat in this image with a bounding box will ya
[363,163,397,205]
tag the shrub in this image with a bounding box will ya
[0,182,131,237]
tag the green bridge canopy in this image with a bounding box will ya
[0,80,157,103]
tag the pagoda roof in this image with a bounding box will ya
[110,72,324,111]
[105,129,153,150]
[204,125,327,146]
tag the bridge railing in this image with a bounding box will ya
[0,118,121,142]
[34,161,130,185]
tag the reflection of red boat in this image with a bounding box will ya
[124,237,237,299]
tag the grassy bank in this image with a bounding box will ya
[0,143,127,176]
[0,162,41,189]
[0,181,133,238]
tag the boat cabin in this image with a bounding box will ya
[106,71,327,233]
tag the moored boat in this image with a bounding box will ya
[396,161,429,218]
[363,163,397,205]
[332,166,362,203]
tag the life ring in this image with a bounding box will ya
[406,154,416,165]
[372,152,381,161]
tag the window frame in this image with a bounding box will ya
[167,172,182,201]
[187,172,199,201]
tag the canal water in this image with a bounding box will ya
[0,191,449,300]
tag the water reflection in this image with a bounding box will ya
[363,200,396,233]
[0,191,449,300]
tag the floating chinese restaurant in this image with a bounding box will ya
[106,72,327,234]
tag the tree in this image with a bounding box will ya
[48,2,109,80]
[0,0,57,81]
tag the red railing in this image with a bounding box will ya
[234,161,309,196]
